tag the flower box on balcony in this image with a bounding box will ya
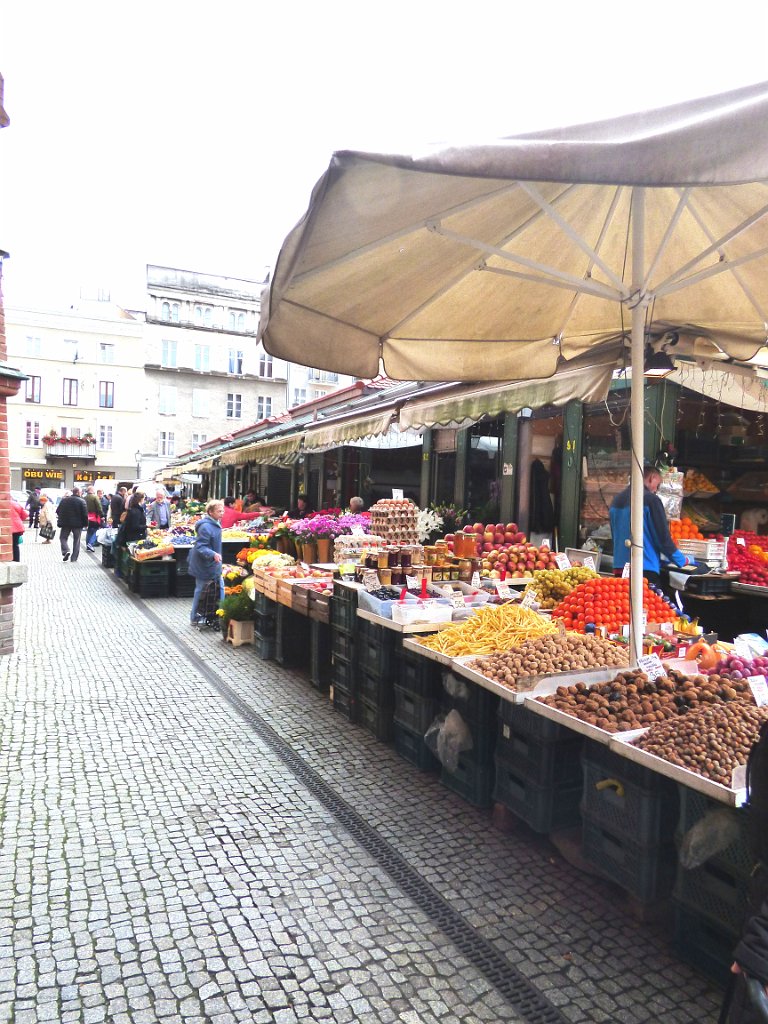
[44,441,97,459]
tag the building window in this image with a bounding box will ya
[227,310,247,331]
[194,305,203,325]
[158,385,177,415]
[228,349,244,374]
[25,376,41,403]
[192,388,209,417]
[99,381,114,408]
[25,421,40,447]
[26,335,42,358]
[292,388,307,407]
[158,431,175,457]
[191,432,208,449]
[99,343,114,363]
[63,378,79,406]
[203,307,212,328]
[98,425,113,451]
[161,301,170,320]
[226,393,242,419]
[194,344,210,371]
[258,352,273,378]
[307,369,339,383]
[257,396,272,420]
[60,426,80,439]
[312,389,324,399]
[161,339,177,367]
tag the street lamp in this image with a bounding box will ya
[135,450,141,479]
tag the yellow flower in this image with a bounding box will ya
[215,609,224,617]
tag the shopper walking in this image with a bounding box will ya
[38,495,56,544]
[188,500,224,625]
[110,486,128,526]
[25,489,41,530]
[57,487,88,562]
[85,487,104,552]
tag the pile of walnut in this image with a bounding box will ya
[634,702,768,786]
[536,669,753,733]
[468,635,628,692]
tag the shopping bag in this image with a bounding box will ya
[40,523,56,541]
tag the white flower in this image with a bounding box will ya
[417,507,443,543]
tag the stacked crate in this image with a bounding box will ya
[672,787,752,983]
[170,546,195,597]
[253,590,277,661]
[100,543,116,569]
[275,603,310,669]
[439,672,499,807]
[355,617,397,742]
[129,557,174,597]
[492,704,583,832]
[580,741,679,905]
[330,582,358,719]
[392,647,442,772]
[308,590,332,690]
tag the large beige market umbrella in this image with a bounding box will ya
[260,81,768,655]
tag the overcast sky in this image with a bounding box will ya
[2,2,767,313]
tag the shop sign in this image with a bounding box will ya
[74,470,115,482]
[22,467,63,481]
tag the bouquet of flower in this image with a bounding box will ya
[222,564,249,587]
[417,507,444,544]
[292,514,343,540]
[336,513,370,535]
[429,502,468,533]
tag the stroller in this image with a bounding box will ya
[195,579,223,630]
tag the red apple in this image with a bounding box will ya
[482,541,493,552]
[506,523,518,533]
[473,523,485,534]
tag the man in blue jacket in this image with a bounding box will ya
[609,466,690,586]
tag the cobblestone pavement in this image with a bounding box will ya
[0,540,725,1023]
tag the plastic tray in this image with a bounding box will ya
[452,659,622,707]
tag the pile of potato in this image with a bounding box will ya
[536,669,754,733]
[634,701,768,786]
[468,634,628,691]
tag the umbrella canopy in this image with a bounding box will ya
[260,81,768,657]
[261,80,768,381]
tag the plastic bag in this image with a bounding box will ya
[424,709,473,772]
[95,527,117,547]
[442,671,472,703]
[679,807,742,869]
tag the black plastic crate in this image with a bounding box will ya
[172,546,192,575]
[357,697,394,743]
[581,819,678,904]
[332,681,355,720]
[332,654,355,695]
[673,902,736,986]
[254,632,276,661]
[356,619,396,679]
[276,605,310,668]
[493,753,582,833]
[254,609,277,638]
[675,786,753,881]
[357,669,394,710]
[496,717,582,786]
[393,722,440,773]
[674,857,750,936]
[330,597,357,635]
[394,685,439,735]
[399,648,442,698]
[499,701,572,743]
[310,620,332,690]
[253,591,275,616]
[100,545,116,569]
[440,752,494,808]
[439,706,496,768]
[171,573,196,598]
[441,671,499,729]
[581,743,679,847]
[132,576,171,598]
[331,627,355,664]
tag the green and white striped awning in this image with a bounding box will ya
[218,433,305,467]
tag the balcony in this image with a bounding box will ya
[44,441,96,460]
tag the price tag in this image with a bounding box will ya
[737,536,746,546]
[735,639,754,660]
[540,538,550,550]
[637,654,665,680]
[659,622,674,636]
[449,590,465,609]
[471,571,481,589]
[582,556,596,572]
[351,526,366,537]
[555,553,571,570]
[521,589,538,610]
[748,675,768,707]
[363,570,380,592]
[495,580,513,600]
[391,488,404,500]
[622,562,631,578]
[406,574,420,590]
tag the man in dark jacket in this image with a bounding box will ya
[57,488,88,563]
[26,489,41,529]
[609,465,690,586]
[110,487,127,525]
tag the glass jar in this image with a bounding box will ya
[388,547,400,568]
[377,550,389,570]
[365,552,378,569]
[391,568,404,586]
[424,546,437,565]
[432,567,444,582]
[379,568,392,586]
[400,550,412,568]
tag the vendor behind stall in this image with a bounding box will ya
[221,496,264,529]
[609,466,691,586]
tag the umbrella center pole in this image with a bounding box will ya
[629,188,647,665]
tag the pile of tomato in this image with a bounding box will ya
[727,531,768,586]
[552,576,676,632]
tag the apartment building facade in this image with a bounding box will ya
[6,301,146,490]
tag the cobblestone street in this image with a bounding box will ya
[0,540,725,1024]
